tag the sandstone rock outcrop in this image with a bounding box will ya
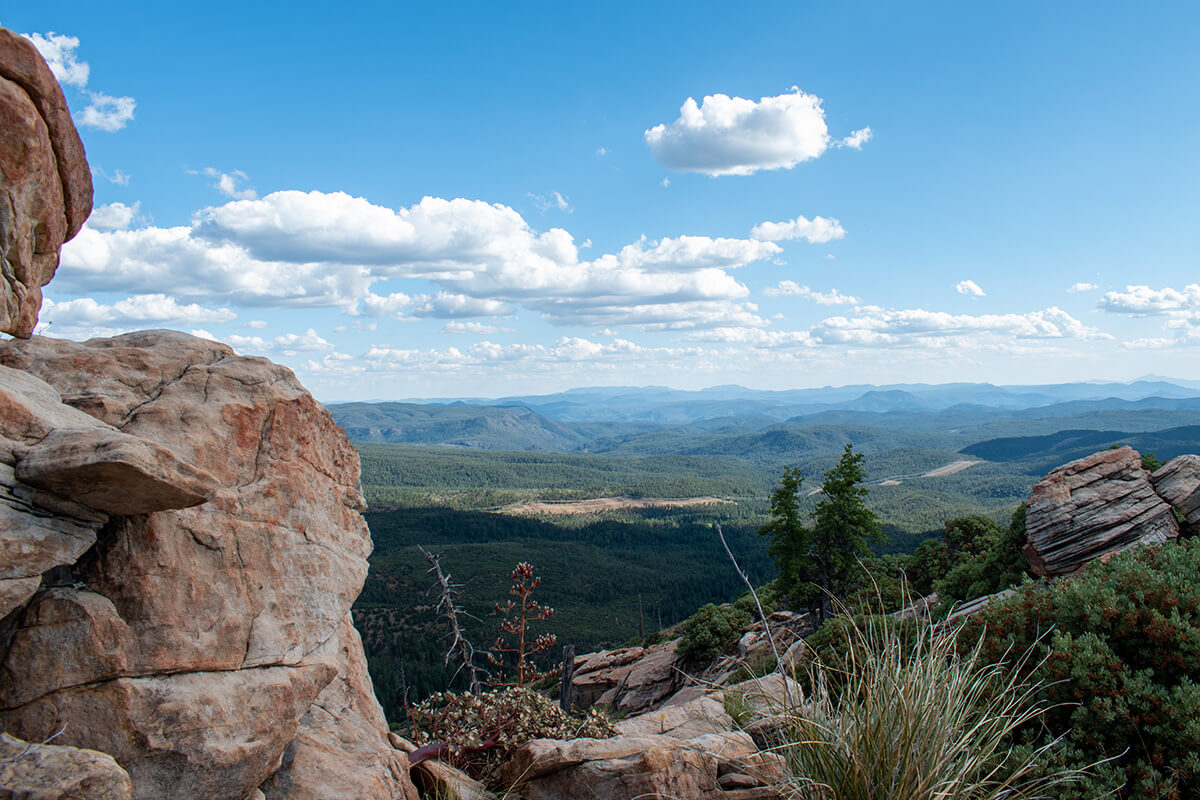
[0,28,92,338]
[0,332,416,800]
[1023,446,1179,576]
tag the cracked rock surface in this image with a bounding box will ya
[0,331,416,800]
[1024,446,1180,577]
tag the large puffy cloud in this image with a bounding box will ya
[644,87,867,176]
[61,190,784,329]
[1097,284,1200,315]
[61,224,374,308]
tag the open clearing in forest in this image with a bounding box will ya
[922,460,984,477]
[500,495,733,516]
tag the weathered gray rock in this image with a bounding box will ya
[614,696,733,740]
[1151,454,1200,528]
[0,27,92,338]
[571,639,684,714]
[1023,447,1179,577]
[0,732,132,800]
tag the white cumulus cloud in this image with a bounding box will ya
[77,92,136,131]
[840,126,873,149]
[644,87,867,176]
[60,189,783,330]
[1068,282,1099,293]
[22,32,89,87]
[23,31,136,131]
[87,201,140,231]
[750,215,846,243]
[1097,284,1200,315]
[956,280,986,297]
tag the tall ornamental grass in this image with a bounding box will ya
[770,610,1089,800]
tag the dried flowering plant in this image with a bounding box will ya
[486,562,556,688]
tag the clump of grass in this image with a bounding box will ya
[769,610,1087,800]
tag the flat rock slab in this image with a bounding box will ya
[1024,446,1179,577]
[16,427,218,514]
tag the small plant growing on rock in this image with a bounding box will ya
[486,562,556,688]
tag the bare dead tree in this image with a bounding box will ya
[714,523,785,677]
[420,546,486,694]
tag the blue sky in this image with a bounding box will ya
[7,1,1199,400]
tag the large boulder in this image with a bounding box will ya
[0,27,92,338]
[0,332,416,800]
[1023,446,1179,577]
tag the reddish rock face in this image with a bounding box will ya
[1023,446,1179,577]
[0,331,415,800]
[0,28,93,338]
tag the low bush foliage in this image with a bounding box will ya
[965,538,1200,799]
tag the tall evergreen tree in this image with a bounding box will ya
[811,444,885,619]
[760,446,886,620]
[758,466,819,610]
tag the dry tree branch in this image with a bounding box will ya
[420,546,486,695]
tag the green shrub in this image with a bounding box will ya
[904,537,950,596]
[770,610,1083,799]
[1141,451,1162,472]
[408,686,615,783]
[964,538,1200,798]
[935,505,1029,603]
[676,602,751,664]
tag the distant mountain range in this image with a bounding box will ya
[328,380,1200,453]
[378,380,1200,424]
